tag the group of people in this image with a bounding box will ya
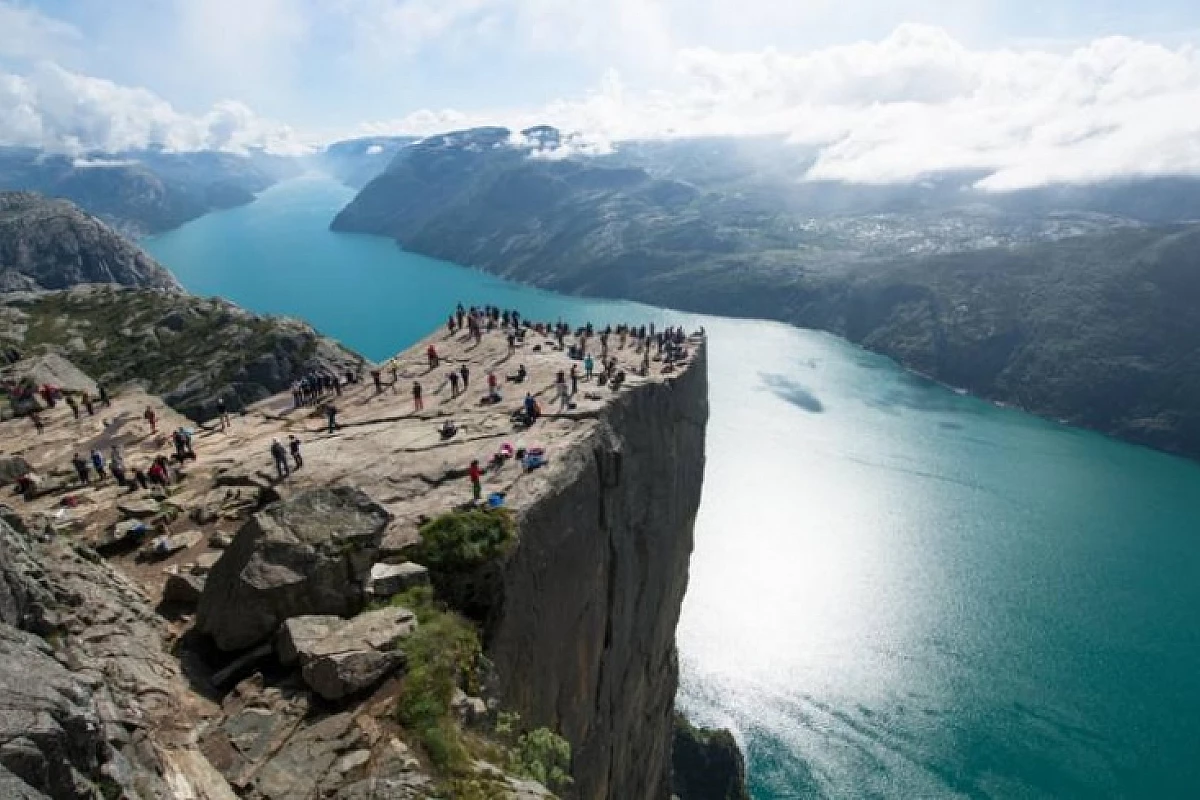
[270,435,304,479]
[291,369,354,408]
[67,444,176,491]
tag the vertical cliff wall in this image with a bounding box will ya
[486,341,709,800]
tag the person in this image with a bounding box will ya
[288,435,303,470]
[72,453,90,484]
[487,371,498,394]
[82,393,95,416]
[515,364,527,383]
[459,364,470,389]
[584,354,594,381]
[390,363,399,393]
[507,332,516,354]
[67,395,80,420]
[217,397,230,431]
[468,459,482,502]
[271,439,289,479]
[427,344,439,369]
[371,369,383,394]
[523,393,538,423]
[90,448,106,479]
[570,364,579,396]
[439,419,458,440]
[325,404,339,434]
[98,384,111,407]
[144,406,157,434]
[412,381,424,412]
[449,371,460,398]
[133,467,149,491]
[110,445,127,487]
[555,371,570,410]
[29,411,44,435]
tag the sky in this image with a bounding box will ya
[2,0,1200,186]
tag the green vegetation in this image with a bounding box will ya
[412,509,515,573]
[495,712,573,793]
[388,586,481,773]
[411,509,515,623]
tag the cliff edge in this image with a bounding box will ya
[0,309,711,798]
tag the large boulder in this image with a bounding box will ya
[279,608,417,701]
[196,487,391,652]
[365,562,428,599]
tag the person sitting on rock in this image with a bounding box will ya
[288,435,303,470]
[271,439,290,479]
[72,453,90,485]
[440,420,458,440]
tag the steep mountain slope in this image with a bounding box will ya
[333,127,1200,458]
[0,147,300,235]
[317,135,418,188]
[0,192,180,291]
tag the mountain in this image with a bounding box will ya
[0,192,180,291]
[317,135,419,188]
[0,146,301,236]
[333,126,1200,458]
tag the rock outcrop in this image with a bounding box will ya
[280,607,417,700]
[197,487,391,651]
[0,192,180,292]
[0,285,366,421]
[486,338,709,800]
[671,714,750,800]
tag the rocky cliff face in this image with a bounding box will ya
[487,341,709,800]
[0,193,180,292]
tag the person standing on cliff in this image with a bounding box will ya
[468,459,482,503]
[427,344,440,369]
[584,354,595,381]
[98,384,111,407]
[449,370,461,398]
[412,381,424,412]
[325,404,339,434]
[288,435,303,470]
[371,369,383,394]
[555,371,570,410]
[144,405,157,434]
[271,439,289,479]
[217,397,230,431]
[570,364,579,396]
[67,395,80,420]
[29,411,44,435]
[82,393,95,417]
[459,364,470,390]
[72,453,90,485]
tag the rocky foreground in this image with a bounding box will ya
[0,314,719,798]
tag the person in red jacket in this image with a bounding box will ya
[468,459,482,502]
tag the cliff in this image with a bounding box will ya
[487,335,708,799]
[0,311,712,798]
[0,192,180,292]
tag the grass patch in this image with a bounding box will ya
[388,586,482,774]
[410,509,515,624]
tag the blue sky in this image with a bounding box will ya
[2,0,1200,186]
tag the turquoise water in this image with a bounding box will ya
[146,177,1200,799]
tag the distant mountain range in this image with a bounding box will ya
[0,146,301,237]
[332,126,1200,458]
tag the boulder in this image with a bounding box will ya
[116,498,161,519]
[195,487,391,651]
[163,572,206,606]
[192,552,221,574]
[0,456,31,487]
[276,616,342,667]
[283,607,417,700]
[451,688,489,725]
[209,533,234,549]
[366,562,429,599]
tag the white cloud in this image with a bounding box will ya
[0,1,81,62]
[0,62,308,155]
[359,25,1200,188]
